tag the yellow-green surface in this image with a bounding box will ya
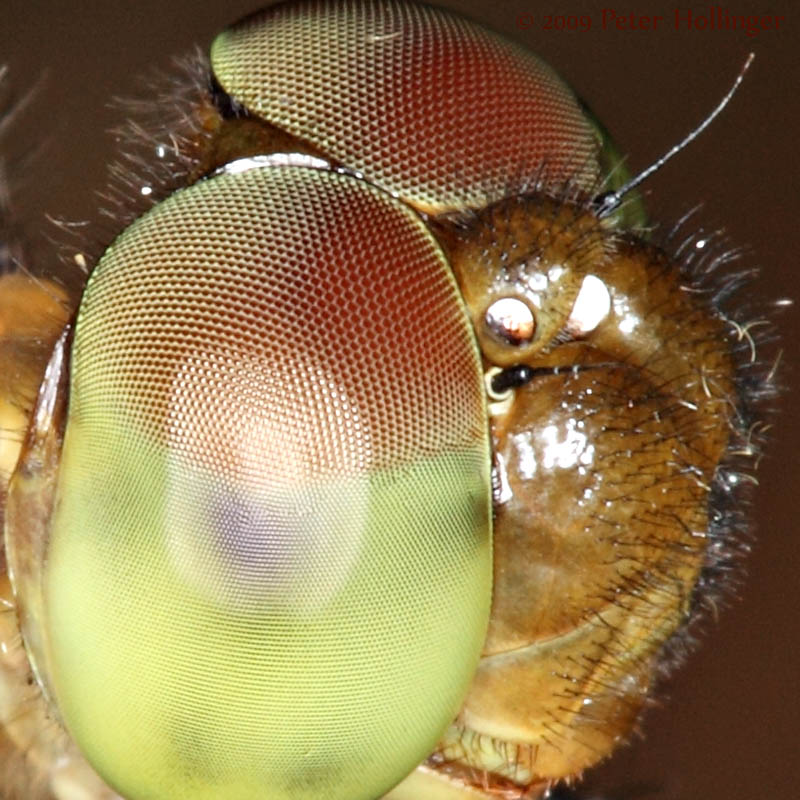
[46,415,490,799]
[40,163,493,800]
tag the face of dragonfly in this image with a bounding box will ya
[0,2,796,800]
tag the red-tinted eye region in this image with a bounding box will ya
[32,164,492,800]
[211,0,601,213]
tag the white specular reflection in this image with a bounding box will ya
[613,289,641,335]
[541,419,595,471]
[217,153,331,176]
[566,274,611,335]
[511,432,537,479]
[509,418,596,479]
[525,271,548,307]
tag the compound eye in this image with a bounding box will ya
[209,0,603,213]
[19,165,492,800]
[484,297,536,347]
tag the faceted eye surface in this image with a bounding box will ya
[39,165,492,799]
[210,0,600,213]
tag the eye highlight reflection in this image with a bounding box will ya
[565,275,611,336]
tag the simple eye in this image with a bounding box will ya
[484,297,536,346]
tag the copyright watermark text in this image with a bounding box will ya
[516,7,786,36]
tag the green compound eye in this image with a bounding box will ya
[35,164,492,800]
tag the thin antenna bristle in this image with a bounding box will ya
[595,53,755,218]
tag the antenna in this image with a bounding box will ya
[594,53,755,218]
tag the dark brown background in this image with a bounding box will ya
[1,2,797,799]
